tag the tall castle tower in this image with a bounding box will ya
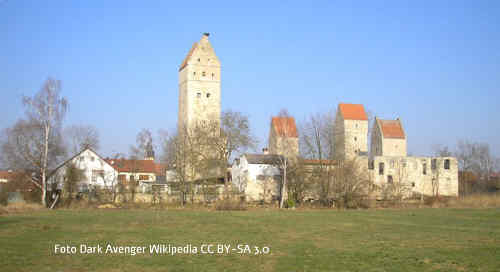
[178,33,221,133]
[334,103,369,160]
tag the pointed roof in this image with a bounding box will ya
[179,42,197,71]
[338,103,368,121]
[271,117,298,138]
[377,118,405,139]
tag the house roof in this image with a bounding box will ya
[338,103,368,121]
[244,154,284,165]
[271,117,298,138]
[377,119,405,139]
[154,163,168,176]
[106,159,158,174]
[0,170,17,180]
[48,147,114,178]
[179,42,197,71]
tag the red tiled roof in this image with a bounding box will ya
[154,163,167,176]
[272,117,298,138]
[378,119,405,139]
[0,170,16,180]
[179,42,197,71]
[338,103,368,121]
[106,159,157,173]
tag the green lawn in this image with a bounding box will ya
[1,208,499,272]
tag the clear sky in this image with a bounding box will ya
[1,0,499,158]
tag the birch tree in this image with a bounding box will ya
[1,78,68,207]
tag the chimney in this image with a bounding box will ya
[262,148,269,155]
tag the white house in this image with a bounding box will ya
[48,148,118,191]
[231,154,283,202]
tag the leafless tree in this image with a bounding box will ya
[0,78,68,207]
[432,144,453,157]
[64,124,100,154]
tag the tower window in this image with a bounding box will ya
[202,71,206,76]
[431,159,437,170]
[423,163,427,175]
[212,73,215,79]
[354,137,357,141]
[444,159,450,170]
[197,58,200,62]
[193,72,196,76]
[379,162,384,175]
[206,93,211,98]
[197,92,201,98]
[387,175,393,184]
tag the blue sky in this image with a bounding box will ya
[1,0,499,158]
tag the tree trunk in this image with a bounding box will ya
[280,160,287,208]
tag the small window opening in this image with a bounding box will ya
[411,182,415,187]
[206,93,211,98]
[197,58,200,62]
[444,159,450,170]
[431,159,437,170]
[387,175,393,184]
[368,160,374,170]
[197,92,201,98]
[211,73,215,79]
[379,162,384,175]
[423,163,427,175]
[193,72,196,76]
[354,137,357,141]
[202,71,206,76]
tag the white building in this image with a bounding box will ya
[231,154,283,202]
[48,148,118,191]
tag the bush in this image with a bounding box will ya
[286,198,295,208]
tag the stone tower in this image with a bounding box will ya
[268,116,299,157]
[370,117,407,157]
[178,33,221,134]
[334,103,369,160]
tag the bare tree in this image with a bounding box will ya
[130,128,154,160]
[432,144,453,157]
[1,78,68,207]
[64,124,100,154]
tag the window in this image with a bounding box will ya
[401,159,407,168]
[368,160,374,170]
[206,93,211,98]
[411,182,415,187]
[130,175,135,182]
[193,72,196,76]
[202,71,206,76]
[211,73,215,79]
[390,160,395,169]
[118,175,126,182]
[197,92,201,98]
[387,175,393,184]
[431,159,437,170]
[354,137,357,141]
[197,58,200,62]
[91,170,104,182]
[423,163,427,175]
[90,156,95,162]
[444,159,450,170]
[379,162,384,175]
[79,157,84,162]
[139,175,149,181]
[257,175,265,181]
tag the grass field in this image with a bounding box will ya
[1,208,499,272]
